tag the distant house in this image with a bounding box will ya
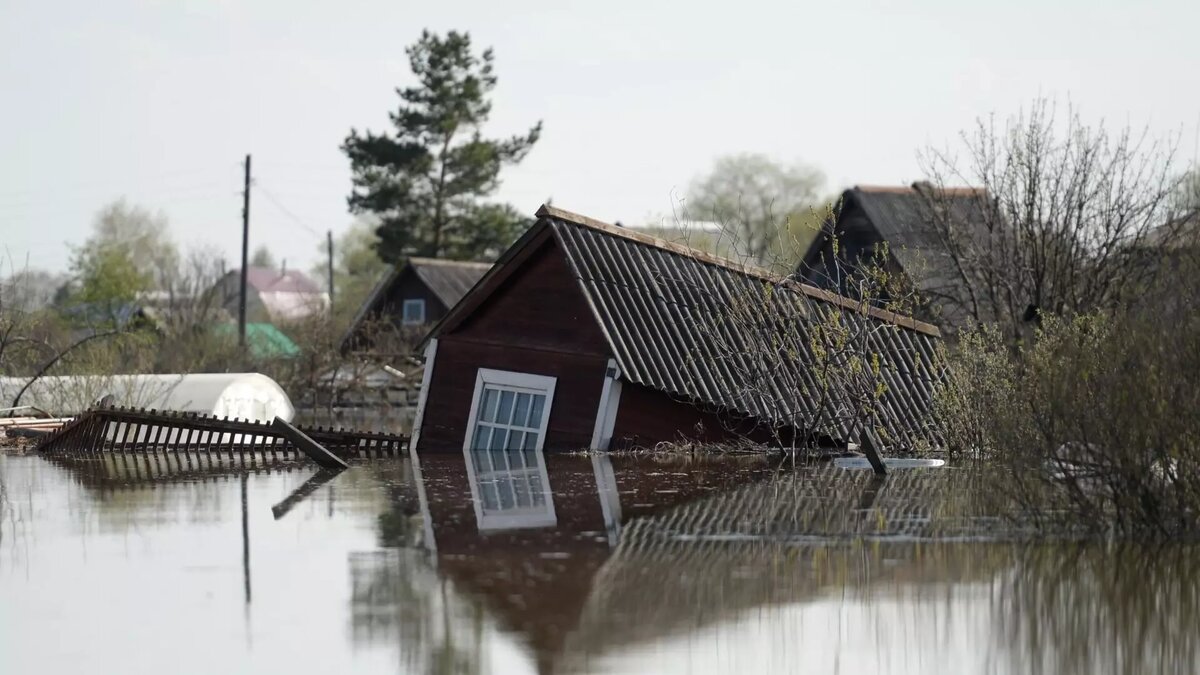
[796,182,990,333]
[341,258,491,353]
[213,267,329,323]
[411,205,944,456]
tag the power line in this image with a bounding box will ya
[253,178,323,239]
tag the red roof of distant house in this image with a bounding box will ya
[242,267,323,294]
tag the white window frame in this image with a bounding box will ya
[401,298,426,325]
[462,368,558,530]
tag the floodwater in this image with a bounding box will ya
[2,451,1198,675]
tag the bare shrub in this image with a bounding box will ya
[920,99,1187,343]
[937,246,1200,536]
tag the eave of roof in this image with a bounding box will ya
[407,257,493,308]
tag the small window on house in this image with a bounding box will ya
[401,299,426,325]
[462,369,557,530]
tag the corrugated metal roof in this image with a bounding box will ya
[538,205,945,451]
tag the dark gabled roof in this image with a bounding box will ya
[798,183,991,329]
[341,258,491,350]
[431,205,946,452]
[408,257,493,307]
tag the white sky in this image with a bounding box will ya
[2,0,1198,276]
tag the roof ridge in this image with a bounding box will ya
[407,256,493,268]
[536,203,781,281]
[536,204,940,336]
[855,183,986,197]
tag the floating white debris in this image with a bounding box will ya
[833,457,946,470]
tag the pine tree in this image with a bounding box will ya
[342,30,541,262]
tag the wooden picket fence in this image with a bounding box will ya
[35,405,408,464]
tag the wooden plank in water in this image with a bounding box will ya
[270,469,341,520]
[271,417,349,470]
[861,428,887,477]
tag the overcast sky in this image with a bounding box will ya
[2,0,1198,277]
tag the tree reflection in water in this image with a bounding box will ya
[993,542,1200,675]
[350,549,488,675]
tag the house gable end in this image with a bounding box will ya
[448,237,611,356]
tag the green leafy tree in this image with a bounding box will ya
[67,200,178,316]
[685,153,827,269]
[72,247,149,307]
[342,30,541,262]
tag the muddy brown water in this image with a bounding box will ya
[2,451,1197,674]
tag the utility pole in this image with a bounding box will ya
[326,229,335,313]
[239,154,251,348]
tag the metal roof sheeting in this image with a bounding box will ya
[538,207,945,451]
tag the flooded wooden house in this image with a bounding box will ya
[411,204,945,456]
[796,182,990,333]
[341,257,491,353]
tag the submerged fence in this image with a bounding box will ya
[35,405,408,464]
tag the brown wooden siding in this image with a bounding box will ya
[345,269,449,351]
[610,384,784,449]
[417,241,611,453]
[455,243,610,354]
[378,268,450,327]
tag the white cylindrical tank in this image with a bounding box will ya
[0,373,294,422]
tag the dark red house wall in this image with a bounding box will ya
[417,242,612,453]
[610,384,782,449]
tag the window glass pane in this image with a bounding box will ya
[513,393,531,428]
[471,425,492,452]
[497,478,516,509]
[529,394,546,429]
[513,475,531,508]
[489,428,508,452]
[481,388,499,423]
[481,480,500,511]
[522,432,538,451]
[402,299,425,324]
[530,476,546,506]
[471,447,493,474]
[506,430,525,452]
[509,441,528,470]
[497,390,515,424]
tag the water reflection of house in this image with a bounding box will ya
[375,450,1003,674]
[412,204,944,456]
[392,450,783,674]
[341,258,491,354]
